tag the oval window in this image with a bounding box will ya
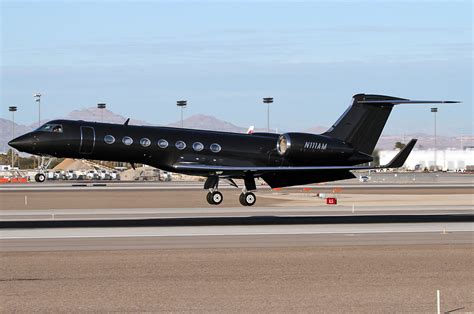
[192,142,204,152]
[158,139,168,148]
[104,135,115,144]
[140,138,151,147]
[210,143,221,153]
[175,141,186,150]
[122,136,133,146]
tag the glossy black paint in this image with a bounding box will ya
[11,93,447,188]
[9,119,366,177]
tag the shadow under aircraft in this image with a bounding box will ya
[9,93,459,206]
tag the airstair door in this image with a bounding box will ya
[79,126,95,154]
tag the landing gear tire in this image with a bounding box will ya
[206,192,213,205]
[207,191,223,205]
[239,192,256,206]
[35,173,46,183]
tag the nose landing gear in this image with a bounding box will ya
[34,173,46,183]
[34,157,54,183]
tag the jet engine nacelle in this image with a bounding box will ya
[276,132,354,161]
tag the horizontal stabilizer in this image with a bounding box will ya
[358,100,460,105]
[383,139,417,168]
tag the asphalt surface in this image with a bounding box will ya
[1,245,472,312]
[1,204,473,220]
[1,186,473,211]
[1,221,472,251]
[1,179,472,312]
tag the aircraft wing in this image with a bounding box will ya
[174,139,417,173]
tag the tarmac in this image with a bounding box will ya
[1,245,472,312]
[1,177,473,312]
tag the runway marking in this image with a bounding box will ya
[1,205,472,215]
[0,212,470,221]
[2,229,472,240]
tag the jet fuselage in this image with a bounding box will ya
[10,119,369,177]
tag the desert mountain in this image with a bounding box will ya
[1,107,471,153]
[167,114,245,133]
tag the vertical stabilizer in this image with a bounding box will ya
[323,94,405,155]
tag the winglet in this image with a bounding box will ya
[383,139,417,168]
[124,118,130,126]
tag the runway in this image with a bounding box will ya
[1,207,472,251]
[2,245,472,312]
[1,204,473,220]
[1,179,473,312]
[1,180,472,252]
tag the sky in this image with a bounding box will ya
[1,0,472,135]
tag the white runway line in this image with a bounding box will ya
[1,205,472,216]
[1,223,472,239]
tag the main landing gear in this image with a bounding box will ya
[206,190,223,205]
[204,175,257,206]
[239,191,256,206]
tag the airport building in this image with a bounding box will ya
[379,149,474,171]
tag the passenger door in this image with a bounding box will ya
[79,126,95,154]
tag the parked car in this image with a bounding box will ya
[359,175,370,183]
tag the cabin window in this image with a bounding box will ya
[122,136,133,146]
[158,139,168,148]
[140,138,151,147]
[104,135,115,144]
[37,124,63,133]
[175,141,186,150]
[192,142,204,152]
[210,143,221,153]
[52,125,63,133]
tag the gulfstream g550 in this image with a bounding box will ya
[9,94,458,206]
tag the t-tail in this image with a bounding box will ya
[323,94,459,155]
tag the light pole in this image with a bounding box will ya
[9,106,17,168]
[33,93,41,127]
[263,97,273,132]
[177,100,187,128]
[431,107,438,170]
[97,103,106,122]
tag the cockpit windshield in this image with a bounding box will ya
[37,124,63,133]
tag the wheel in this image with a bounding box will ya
[240,192,256,206]
[37,173,46,182]
[35,173,46,183]
[210,191,223,205]
[206,192,213,204]
[239,193,247,206]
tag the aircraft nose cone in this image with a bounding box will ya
[8,134,33,152]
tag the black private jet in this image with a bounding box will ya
[9,94,458,206]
